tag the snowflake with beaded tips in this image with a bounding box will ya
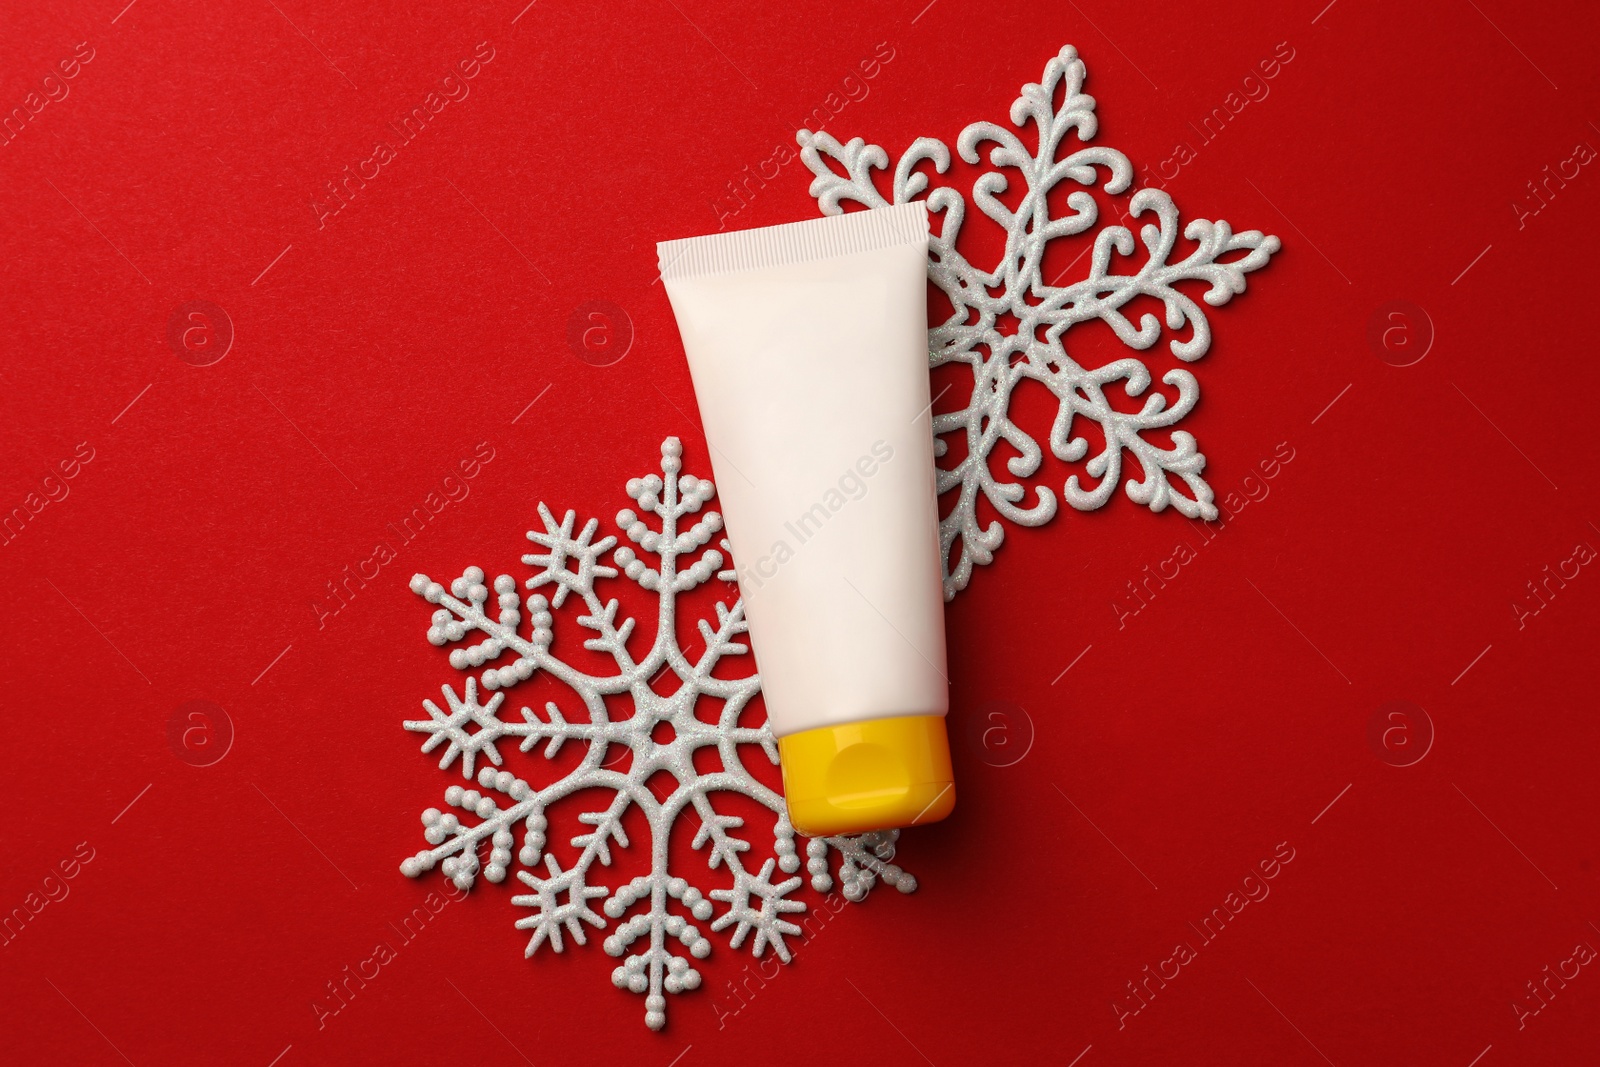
[800,44,1280,598]
[401,438,914,1030]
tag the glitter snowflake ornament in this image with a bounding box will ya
[800,44,1281,597]
[401,438,914,1030]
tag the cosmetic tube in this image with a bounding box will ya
[658,202,954,837]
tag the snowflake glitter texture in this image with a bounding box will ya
[401,438,914,1030]
[800,44,1281,598]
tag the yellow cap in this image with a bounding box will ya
[778,714,956,837]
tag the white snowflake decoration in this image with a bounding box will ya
[800,44,1281,597]
[401,438,914,1030]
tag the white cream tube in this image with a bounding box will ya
[658,202,954,837]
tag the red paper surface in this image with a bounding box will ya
[3,2,1598,1064]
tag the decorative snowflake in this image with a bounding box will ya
[401,438,914,1030]
[800,43,1281,598]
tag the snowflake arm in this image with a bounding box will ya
[816,830,919,899]
[403,677,508,777]
[513,854,609,953]
[523,503,619,608]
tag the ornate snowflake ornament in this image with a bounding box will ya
[401,438,914,1030]
[800,44,1281,597]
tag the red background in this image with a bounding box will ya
[3,1,1598,1064]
